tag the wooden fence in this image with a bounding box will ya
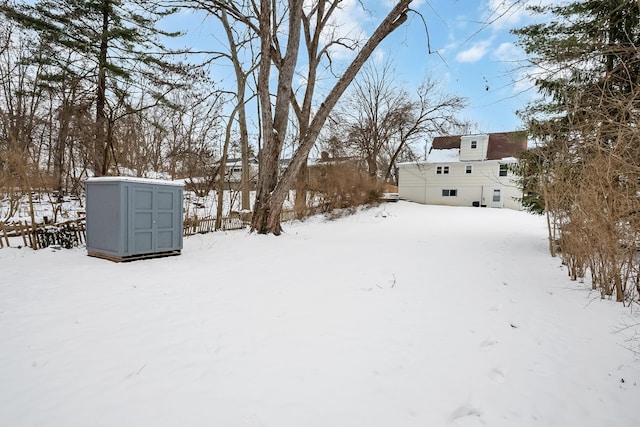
[0,218,86,250]
[183,210,296,235]
[1,210,298,249]
[183,215,246,236]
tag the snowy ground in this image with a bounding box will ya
[1,202,639,427]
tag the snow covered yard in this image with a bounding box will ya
[1,201,639,427]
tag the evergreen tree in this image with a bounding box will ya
[513,0,640,127]
[1,0,190,175]
[513,0,640,302]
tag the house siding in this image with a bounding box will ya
[398,160,522,210]
[398,163,428,203]
[460,134,489,161]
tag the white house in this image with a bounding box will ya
[224,157,259,184]
[398,132,527,210]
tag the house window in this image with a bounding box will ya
[465,165,472,174]
[436,166,450,175]
[436,166,442,174]
[442,189,457,197]
[471,140,477,149]
[499,164,508,177]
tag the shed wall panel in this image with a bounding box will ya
[86,183,122,253]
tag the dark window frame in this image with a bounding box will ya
[436,165,450,175]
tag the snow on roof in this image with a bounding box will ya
[86,176,184,187]
[500,156,518,163]
[427,148,460,163]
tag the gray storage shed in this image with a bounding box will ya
[85,177,184,261]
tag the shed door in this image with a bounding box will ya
[132,187,155,253]
[156,189,177,250]
[130,186,180,254]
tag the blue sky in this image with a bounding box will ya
[165,0,541,135]
[374,0,538,133]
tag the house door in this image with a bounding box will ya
[491,188,503,208]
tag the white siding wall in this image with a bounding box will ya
[398,160,522,210]
[398,163,428,203]
[460,134,489,161]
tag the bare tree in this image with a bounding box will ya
[290,0,363,215]
[252,0,414,234]
[333,60,465,182]
[214,9,259,227]
[177,1,414,234]
[0,23,46,224]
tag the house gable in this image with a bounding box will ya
[398,131,528,210]
[460,134,489,161]
[429,131,527,163]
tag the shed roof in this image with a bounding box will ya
[86,176,184,187]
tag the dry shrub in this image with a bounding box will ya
[0,149,39,220]
[307,161,383,215]
[538,119,640,303]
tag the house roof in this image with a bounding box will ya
[431,135,462,150]
[429,132,527,162]
[426,148,460,163]
[486,132,527,160]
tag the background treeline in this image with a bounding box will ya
[0,0,463,230]
[0,0,225,197]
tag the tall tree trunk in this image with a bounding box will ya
[220,9,252,212]
[251,0,304,234]
[215,106,239,230]
[55,103,70,193]
[294,162,308,217]
[253,0,412,234]
[251,0,274,234]
[367,155,378,178]
[95,0,109,176]
[240,103,251,211]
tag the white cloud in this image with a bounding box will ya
[456,40,492,63]
[492,42,522,61]
[484,0,558,31]
[511,65,546,101]
[484,0,527,30]
[372,48,386,65]
[320,0,369,60]
[382,0,426,7]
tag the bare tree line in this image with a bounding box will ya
[0,20,225,186]
[3,0,456,233]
